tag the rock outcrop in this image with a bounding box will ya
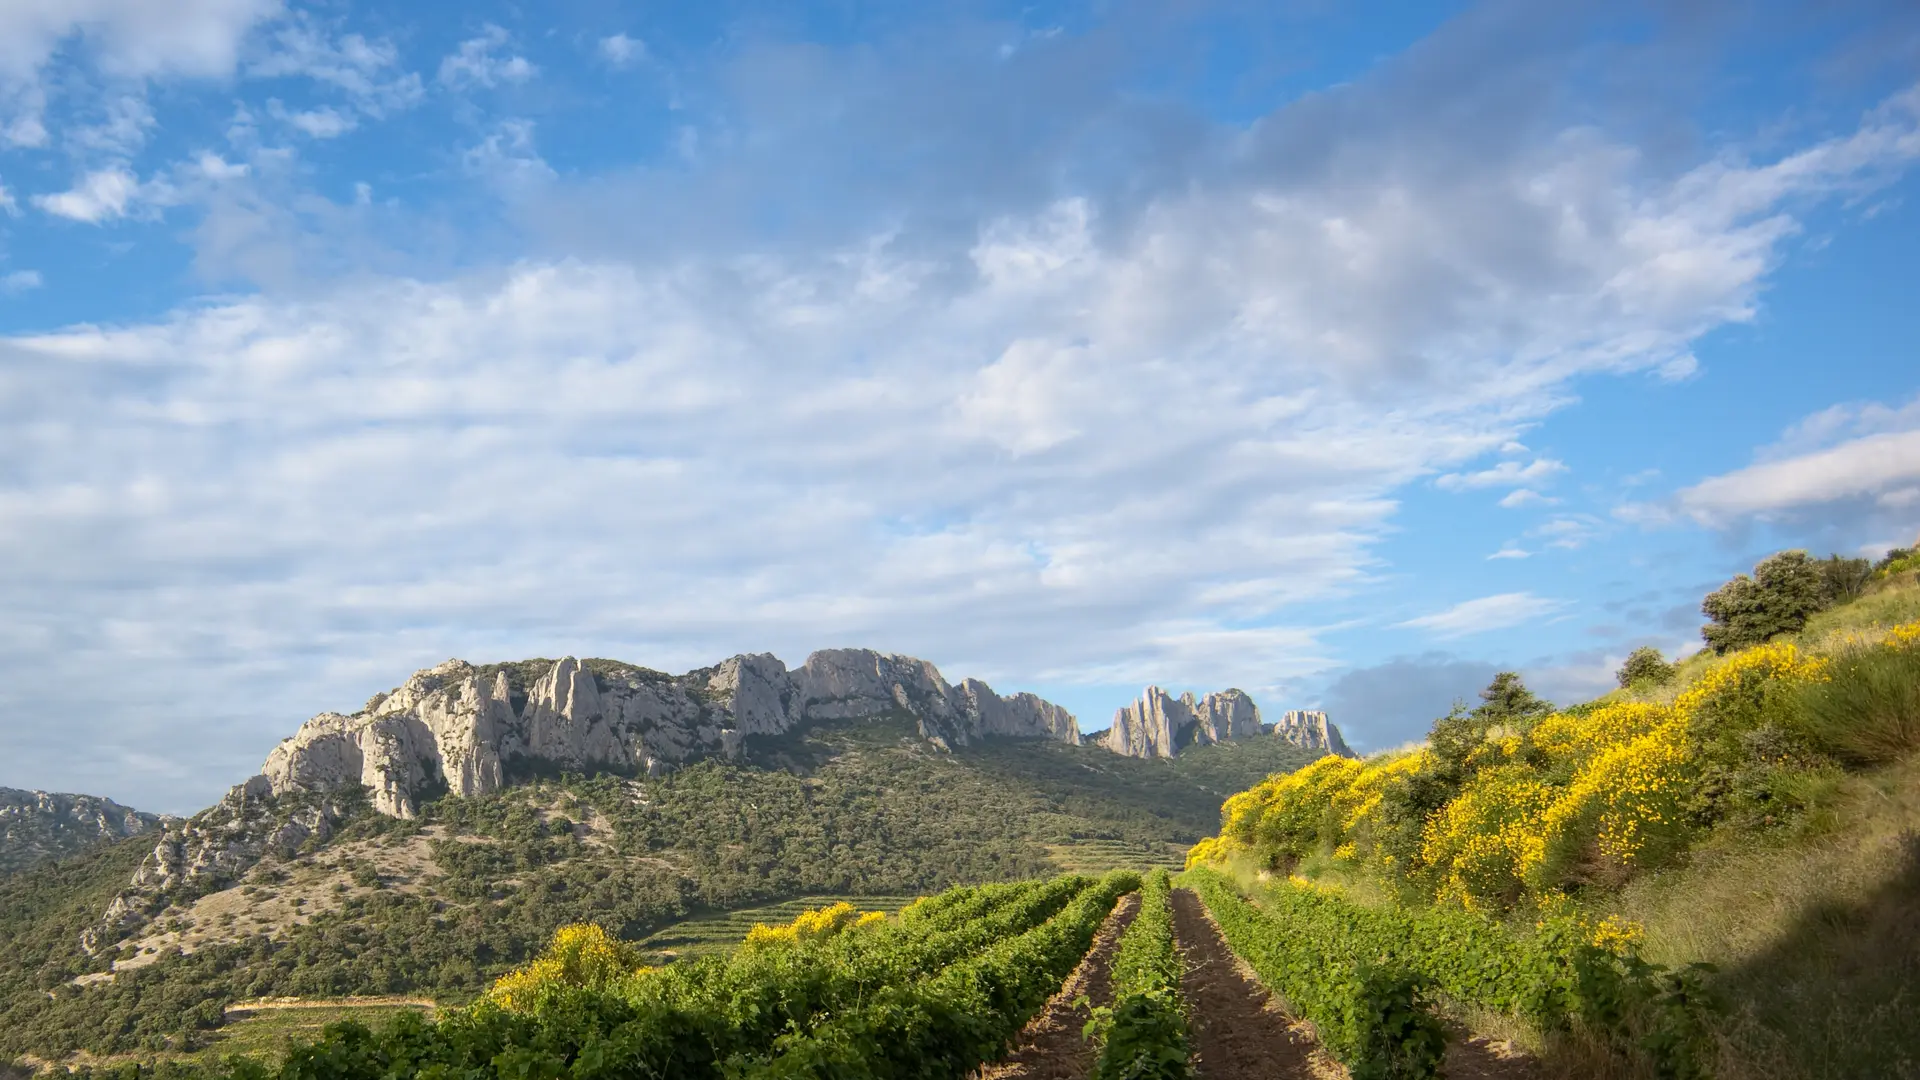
[257,649,1080,818]
[1271,709,1355,757]
[0,788,167,876]
[83,776,349,952]
[1101,687,1262,758]
[1101,689,1354,760]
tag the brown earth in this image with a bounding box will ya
[1170,887,1330,1080]
[977,892,1143,1080]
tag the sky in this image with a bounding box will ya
[2,0,1919,814]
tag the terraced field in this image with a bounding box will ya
[1046,838,1188,875]
[634,894,921,960]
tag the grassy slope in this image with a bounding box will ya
[1563,578,1920,1078]
[0,719,1319,1066]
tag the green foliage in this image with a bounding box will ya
[1617,647,1677,690]
[1816,555,1873,605]
[733,870,1139,1080]
[1472,672,1554,726]
[1873,546,1919,578]
[1088,870,1189,1080]
[1181,867,1446,1080]
[1791,638,1920,766]
[1702,550,1830,653]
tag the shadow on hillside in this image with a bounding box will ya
[1708,829,1920,1080]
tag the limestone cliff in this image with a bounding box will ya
[1271,709,1356,757]
[1101,688,1353,760]
[257,649,1080,818]
[0,788,167,876]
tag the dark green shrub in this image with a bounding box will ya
[1617,647,1677,689]
[1702,551,1828,653]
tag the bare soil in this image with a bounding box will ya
[1169,887,1326,1080]
[977,892,1143,1080]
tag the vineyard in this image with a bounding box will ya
[21,869,1655,1080]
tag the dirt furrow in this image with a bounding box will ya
[977,891,1143,1080]
[1170,887,1323,1080]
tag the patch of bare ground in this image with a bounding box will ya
[977,892,1142,1080]
[102,830,451,977]
[1169,887,1328,1080]
[223,995,439,1017]
[1438,1028,1545,1080]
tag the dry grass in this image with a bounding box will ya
[1608,756,1920,1080]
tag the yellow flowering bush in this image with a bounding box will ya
[1884,618,1920,649]
[488,923,651,1012]
[742,901,887,948]
[1419,765,1556,908]
[1523,716,1695,890]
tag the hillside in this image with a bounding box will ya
[1186,554,1920,1080]
[0,715,1321,1064]
[0,790,166,878]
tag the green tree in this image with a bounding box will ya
[1701,550,1828,653]
[1616,646,1677,689]
[1472,671,1553,726]
[1816,554,1873,605]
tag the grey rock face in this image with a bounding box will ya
[1102,688,1353,760]
[1102,686,1261,758]
[1271,709,1356,757]
[0,788,168,876]
[258,649,1080,818]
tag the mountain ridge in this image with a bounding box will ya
[0,789,169,878]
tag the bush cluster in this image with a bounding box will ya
[1192,630,1893,911]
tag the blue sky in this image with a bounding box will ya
[3,0,1919,813]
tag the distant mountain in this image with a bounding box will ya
[0,788,166,876]
[1101,686,1355,760]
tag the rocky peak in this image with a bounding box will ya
[1271,709,1355,757]
[1102,687,1353,760]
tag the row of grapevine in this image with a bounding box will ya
[1233,875,1719,1077]
[733,869,1142,1080]
[1089,868,1190,1080]
[1187,869,1718,1079]
[221,875,1106,1080]
[1183,867,1447,1080]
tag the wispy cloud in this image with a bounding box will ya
[1438,458,1568,491]
[599,33,644,67]
[439,25,537,89]
[1396,593,1566,638]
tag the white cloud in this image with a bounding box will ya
[1488,544,1530,560]
[1438,458,1568,491]
[1677,428,1920,524]
[0,0,279,143]
[461,118,555,191]
[599,34,644,67]
[193,152,249,180]
[1,269,42,293]
[0,0,279,82]
[0,178,15,214]
[69,93,156,156]
[439,25,537,89]
[1396,593,1566,638]
[1530,515,1603,550]
[1498,489,1558,509]
[32,166,148,222]
[247,20,421,116]
[268,100,356,138]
